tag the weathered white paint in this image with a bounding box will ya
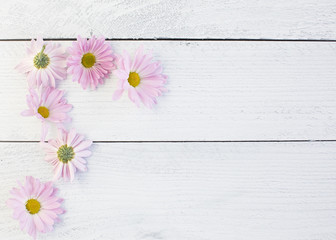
[0,0,336,39]
[1,1,336,239]
[1,142,335,240]
[0,41,335,141]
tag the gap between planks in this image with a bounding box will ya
[1,140,336,144]
[0,38,336,42]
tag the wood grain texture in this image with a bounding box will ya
[1,1,336,240]
[1,41,336,141]
[0,142,335,240]
[1,0,336,39]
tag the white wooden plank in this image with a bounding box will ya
[0,0,336,39]
[1,41,336,141]
[0,142,335,239]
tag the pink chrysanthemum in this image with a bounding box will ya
[21,87,72,141]
[7,176,64,239]
[112,47,167,108]
[42,128,92,182]
[15,38,67,88]
[67,35,115,90]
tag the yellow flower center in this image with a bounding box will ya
[128,72,140,87]
[57,144,75,163]
[81,53,96,68]
[34,45,50,69]
[26,199,41,214]
[38,106,49,118]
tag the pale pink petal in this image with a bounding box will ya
[72,158,87,172]
[68,162,75,182]
[33,214,45,232]
[74,140,92,152]
[40,122,48,142]
[53,163,63,181]
[67,128,77,146]
[112,88,124,101]
[75,150,92,157]
[38,211,54,226]
[21,109,34,116]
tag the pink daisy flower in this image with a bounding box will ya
[21,87,72,142]
[112,47,167,108]
[67,35,115,90]
[42,128,92,182]
[7,176,64,239]
[15,38,67,88]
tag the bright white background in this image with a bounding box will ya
[0,0,336,239]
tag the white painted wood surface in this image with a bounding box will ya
[1,41,336,141]
[0,0,336,39]
[1,142,336,240]
[1,0,336,239]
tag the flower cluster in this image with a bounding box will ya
[9,36,167,239]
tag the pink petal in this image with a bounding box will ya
[75,150,91,157]
[112,89,124,101]
[21,109,34,116]
[74,140,92,152]
[33,214,44,232]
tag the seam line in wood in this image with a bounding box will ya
[0,38,336,42]
[0,140,336,143]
